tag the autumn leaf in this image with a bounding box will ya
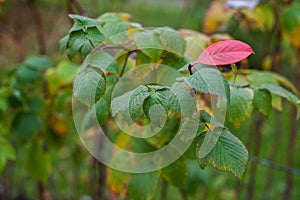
[192,40,254,66]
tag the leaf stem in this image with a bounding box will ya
[188,64,193,75]
[119,50,137,78]
[88,39,95,49]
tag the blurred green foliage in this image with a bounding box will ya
[0,0,300,200]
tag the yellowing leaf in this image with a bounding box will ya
[227,87,254,129]
[25,140,52,184]
[287,24,300,49]
[178,29,211,60]
[241,5,275,31]
[197,128,249,180]
[107,168,131,198]
[203,2,235,34]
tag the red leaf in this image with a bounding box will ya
[192,40,254,66]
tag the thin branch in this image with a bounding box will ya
[67,0,86,15]
[270,0,282,73]
[262,111,282,200]
[27,0,46,55]
[246,113,264,200]
[0,22,25,62]
[96,40,134,51]
[188,64,193,75]
[160,179,168,200]
[250,156,300,176]
[119,50,137,78]
[227,10,245,36]
[283,48,300,199]
[179,188,188,200]
[37,181,46,200]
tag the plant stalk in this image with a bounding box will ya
[283,48,300,200]
[246,113,264,200]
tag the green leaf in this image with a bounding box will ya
[100,21,130,37]
[0,123,9,136]
[197,128,249,180]
[95,97,109,125]
[68,30,87,51]
[86,27,105,44]
[181,31,210,60]
[25,140,52,184]
[147,104,167,131]
[28,96,45,112]
[170,82,196,116]
[12,112,42,140]
[253,88,272,117]
[244,70,298,94]
[178,112,203,142]
[134,30,164,60]
[198,128,222,159]
[271,94,282,111]
[85,50,118,73]
[186,68,230,99]
[69,14,103,32]
[98,12,122,22]
[0,97,8,112]
[157,27,186,55]
[127,171,160,200]
[46,61,79,94]
[244,70,278,86]
[66,48,77,59]
[162,158,187,187]
[143,88,170,119]
[17,65,42,83]
[136,51,153,66]
[79,40,93,57]
[73,67,106,108]
[264,71,299,94]
[0,137,16,173]
[280,2,300,33]
[261,84,300,106]
[107,168,131,196]
[59,35,69,53]
[56,61,79,85]
[227,87,254,129]
[199,110,224,127]
[129,85,150,121]
[111,90,133,117]
[25,56,53,71]
[160,53,189,70]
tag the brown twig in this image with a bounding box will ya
[38,181,46,200]
[179,188,188,200]
[161,179,168,200]
[270,0,282,73]
[67,0,86,16]
[26,0,46,55]
[188,64,193,75]
[0,22,25,62]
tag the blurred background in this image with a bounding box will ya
[0,0,300,199]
